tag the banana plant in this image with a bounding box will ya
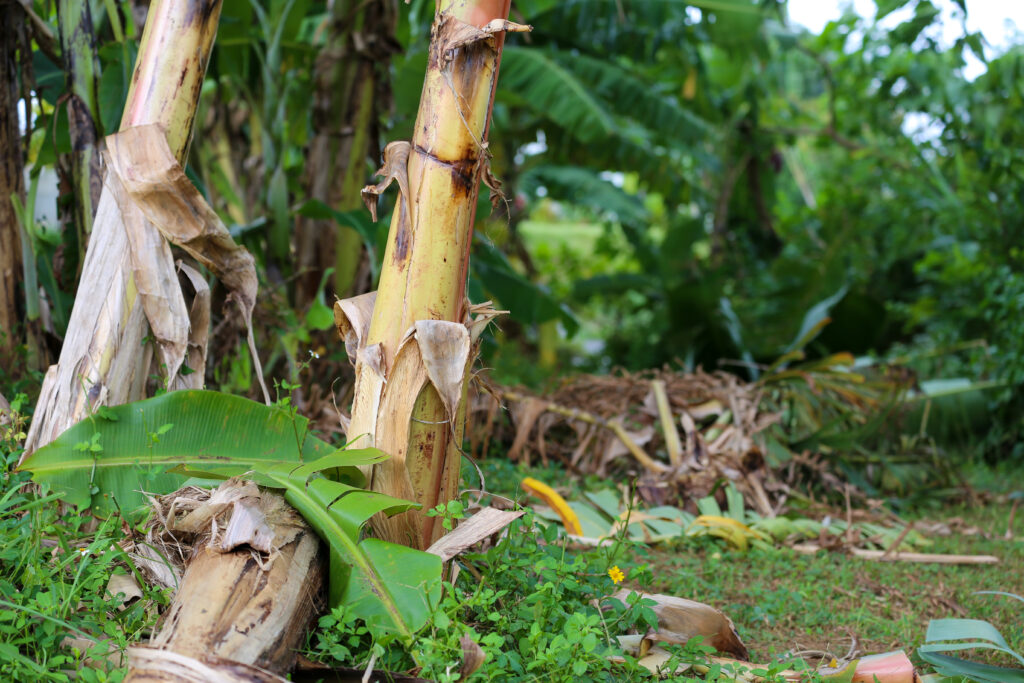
[18,390,337,515]
[17,389,442,637]
[341,0,524,551]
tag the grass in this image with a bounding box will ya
[0,441,169,682]
[304,489,1024,681]
[3,398,1021,680]
[643,501,1023,664]
[478,457,1024,674]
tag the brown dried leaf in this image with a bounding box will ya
[106,572,143,609]
[416,320,471,423]
[128,541,181,591]
[219,498,275,554]
[104,124,267,402]
[459,634,487,680]
[508,397,547,463]
[171,261,210,391]
[744,473,775,518]
[570,423,597,468]
[435,14,532,69]
[358,344,386,381]
[105,151,189,383]
[610,589,749,660]
[465,300,507,343]
[105,125,257,321]
[361,141,411,224]
[482,159,506,212]
[600,422,655,468]
[425,507,525,562]
[334,291,378,365]
[678,410,705,472]
[170,479,261,535]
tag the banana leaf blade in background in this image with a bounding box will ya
[17,390,338,516]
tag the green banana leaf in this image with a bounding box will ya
[20,390,441,638]
[917,652,1024,683]
[918,615,1024,682]
[17,390,342,516]
[175,455,443,638]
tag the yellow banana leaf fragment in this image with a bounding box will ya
[688,514,771,550]
[521,477,583,536]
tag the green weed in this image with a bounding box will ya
[0,423,168,681]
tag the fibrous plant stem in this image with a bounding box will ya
[346,0,515,549]
[57,0,102,246]
[24,0,224,455]
[296,0,396,306]
[0,2,27,368]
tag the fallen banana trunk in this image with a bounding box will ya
[125,650,291,683]
[123,479,325,681]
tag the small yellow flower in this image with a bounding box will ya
[608,566,625,584]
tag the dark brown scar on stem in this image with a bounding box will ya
[394,199,409,263]
[413,144,478,193]
[184,0,220,27]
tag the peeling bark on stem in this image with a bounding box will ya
[342,0,521,549]
[123,482,325,681]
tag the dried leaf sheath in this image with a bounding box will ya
[123,481,324,681]
[104,125,268,401]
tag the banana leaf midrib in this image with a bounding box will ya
[19,453,308,475]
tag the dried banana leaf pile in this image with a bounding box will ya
[468,362,910,517]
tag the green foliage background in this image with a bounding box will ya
[7,0,1023,454]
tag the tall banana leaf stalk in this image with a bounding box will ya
[23,0,226,456]
[295,0,397,306]
[0,3,28,368]
[57,0,103,246]
[337,0,525,549]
